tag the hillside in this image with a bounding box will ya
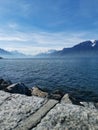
[0,48,28,58]
[52,40,98,57]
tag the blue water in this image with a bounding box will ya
[0,57,98,101]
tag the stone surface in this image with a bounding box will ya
[61,94,72,104]
[32,86,48,98]
[49,93,62,100]
[1,89,98,130]
[5,83,31,96]
[0,79,12,90]
[80,102,96,109]
[49,90,64,101]
[32,102,98,130]
[15,99,58,130]
[61,94,84,106]
[94,103,98,109]
[0,91,46,130]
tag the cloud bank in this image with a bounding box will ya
[0,0,98,55]
[0,29,96,55]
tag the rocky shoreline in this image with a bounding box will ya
[0,79,98,130]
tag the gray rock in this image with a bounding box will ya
[32,102,98,130]
[61,94,72,104]
[0,90,11,105]
[5,83,31,96]
[61,94,84,107]
[0,90,46,130]
[94,103,98,109]
[80,102,96,109]
[32,86,48,98]
[15,99,58,130]
[1,88,98,130]
[0,79,12,90]
[49,90,64,101]
[49,93,62,100]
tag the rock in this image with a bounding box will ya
[69,95,84,106]
[49,90,64,100]
[61,94,84,106]
[15,99,58,130]
[32,102,98,130]
[5,83,31,96]
[0,90,46,130]
[52,90,64,96]
[0,79,12,90]
[1,88,98,130]
[32,87,48,98]
[94,103,98,109]
[61,94,72,104]
[80,102,96,109]
[49,93,62,100]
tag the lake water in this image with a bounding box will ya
[0,57,98,101]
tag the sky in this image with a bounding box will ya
[0,0,98,55]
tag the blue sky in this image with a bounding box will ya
[0,0,98,55]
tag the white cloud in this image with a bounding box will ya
[0,36,26,42]
[0,29,95,55]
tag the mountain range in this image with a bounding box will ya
[0,40,98,58]
[0,49,28,58]
[36,40,98,57]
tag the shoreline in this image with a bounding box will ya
[0,79,98,130]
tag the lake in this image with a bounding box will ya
[0,57,98,101]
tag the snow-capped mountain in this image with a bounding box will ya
[36,40,98,57]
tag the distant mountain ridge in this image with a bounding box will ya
[35,50,57,58]
[39,40,98,57]
[0,48,28,58]
[53,40,98,56]
[1,40,98,58]
[0,48,11,55]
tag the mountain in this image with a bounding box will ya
[51,40,98,57]
[0,48,29,58]
[0,48,11,55]
[35,50,57,58]
[10,50,27,58]
[35,40,98,58]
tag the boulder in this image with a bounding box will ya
[94,103,98,109]
[33,102,98,130]
[32,87,48,98]
[61,94,72,104]
[0,90,46,130]
[5,83,31,96]
[61,94,84,106]
[49,90,64,100]
[0,79,12,90]
[52,90,64,96]
[80,102,96,109]
[69,95,84,106]
[49,93,62,100]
